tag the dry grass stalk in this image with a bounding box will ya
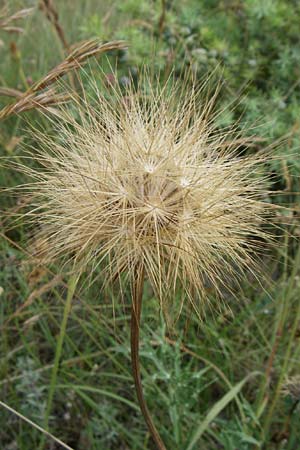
[4,274,62,327]
[0,87,23,98]
[0,88,70,118]
[39,0,69,51]
[33,39,126,91]
[0,6,34,33]
[0,39,126,120]
[15,72,273,449]
[158,0,167,36]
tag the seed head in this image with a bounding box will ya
[0,6,34,34]
[20,73,271,317]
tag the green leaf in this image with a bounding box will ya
[186,372,261,450]
[57,384,140,412]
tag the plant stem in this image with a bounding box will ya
[158,0,166,36]
[0,401,74,450]
[255,234,294,418]
[130,265,167,450]
[39,273,79,450]
[261,245,300,441]
[262,294,300,438]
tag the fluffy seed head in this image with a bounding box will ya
[20,73,271,317]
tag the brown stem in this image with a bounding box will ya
[41,0,69,53]
[158,0,166,37]
[130,265,167,450]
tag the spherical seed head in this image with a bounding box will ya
[24,73,271,316]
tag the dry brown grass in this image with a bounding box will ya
[39,0,69,51]
[0,88,70,117]
[33,39,126,91]
[0,39,126,119]
[0,5,34,34]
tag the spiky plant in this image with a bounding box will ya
[16,73,272,449]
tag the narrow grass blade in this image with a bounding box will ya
[186,372,261,450]
[57,384,140,411]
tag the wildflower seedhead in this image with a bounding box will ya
[21,73,271,317]
[0,6,34,34]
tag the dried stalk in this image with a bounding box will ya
[0,88,70,119]
[0,39,126,120]
[158,0,166,36]
[33,39,126,91]
[131,266,167,450]
[0,6,34,33]
[40,0,69,52]
[0,87,23,98]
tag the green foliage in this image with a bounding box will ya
[0,0,300,449]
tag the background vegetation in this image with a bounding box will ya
[0,0,299,449]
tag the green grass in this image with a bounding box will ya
[1,0,300,449]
